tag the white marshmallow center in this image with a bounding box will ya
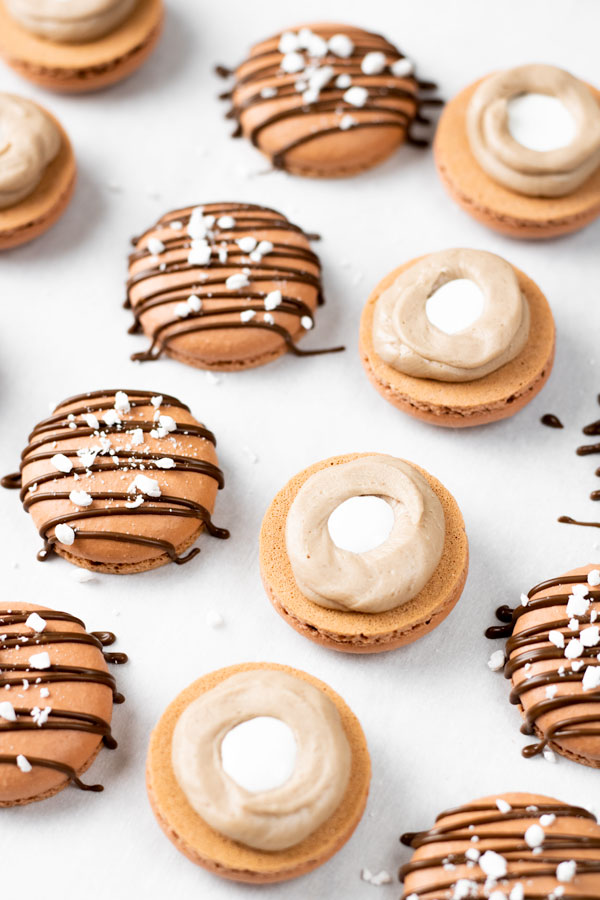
[426,278,485,334]
[508,92,576,151]
[328,495,394,553]
[221,716,297,793]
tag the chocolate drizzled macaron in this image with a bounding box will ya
[487,565,600,768]
[435,65,600,238]
[400,793,600,900]
[1,389,228,574]
[360,249,555,427]
[0,0,163,92]
[217,23,440,177]
[146,662,370,883]
[127,202,343,370]
[0,93,75,249]
[259,453,468,653]
[0,601,126,805]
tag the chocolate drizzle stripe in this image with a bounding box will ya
[128,202,344,362]
[0,608,125,792]
[25,418,216,450]
[486,573,600,759]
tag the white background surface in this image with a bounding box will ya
[1,1,600,897]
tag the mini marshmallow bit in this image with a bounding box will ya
[281,51,305,74]
[264,289,282,310]
[40,687,50,698]
[540,814,556,826]
[217,215,236,230]
[466,848,480,862]
[566,593,590,618]
[151,395,163,408]
[328,33,354,57]
[147,237,165,255]
[157,414,176,433]
[236,236,257,253]
[206,610,224,628]
[240,310,256,323]
[302,87,319,105]
[125,495,144,509]
[31,706,51,727]
[187,208,207,238]
[155,458,176,469]
[127,474,161,498]
[509,885,524,900]
[278,30,300,54]
[301,315,313,330]
[569,618,580,631]
[572,583,589,596]
[187,294,203,312]
[571,659,585,672]
[25,612,47,633]
[452,879,479,900]
[0,700,16,721]
[580,624,600,647]
[16,754,32,773]
[524,824,545,848]
[344,85,368,107]
[226,273,250,290]
[263,313,275,325]
[496,798,512,814]
[55,523,75,546]
[114,391,131,413]
[69,490,92,508]
[546,685,558,698]
[28,651,51,670]
[302,30,328,58]
[340,114,358,130]
[336,73,352,88]
[361,51,387,75]
[188,240,212,266]
[479,850,507,879]
[588,569,600,587]
[50,453,72,473]
[565,638,583,659]
[556,861,576,883]
[130,428,144,446]
[259,86,277,100]
[391,57,414,78]
[519,592,529,607]
[103,409,121,427]
[175,302,191,318]
[488,650,505,672]
[169,220,183,230]
[308,65,335,92]
[582,665,600,691]
[83,412,100,429]
[548,630,565,649]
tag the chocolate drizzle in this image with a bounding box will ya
[541,413,563,428]
[217,25,442,170]
[399,798,600,898]
[486,572,600,760]
[0,608,126,792]
[126,202,343,364]
[1,389,229,565]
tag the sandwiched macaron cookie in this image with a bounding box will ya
[0,600,127,805]
[487,564,600,768]
[259,453,468,653]
[0,0,163,92]
[216,23,440,178]
[360,248,555,427]
[400,793,600,900]
[0,93,75,249]
[146,662,370,883]
[1,388,229,574]
[434,64,600,238]
[126,202,343,370]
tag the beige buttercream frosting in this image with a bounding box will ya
[0,94,61,210]
[171,670,351,851]
[285,454,445,613]
[372,249,530,382]
[467,63,600,197]
[5,0,137,42]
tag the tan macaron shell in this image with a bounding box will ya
[128,203,323,371]
[10,390,224,573]
[0,601,116,805]
[0,102,75,250]
[0,0,163,92]
[360,258,555,427]
[228,23,422,178]
[146,662,371,884]
[434,78,600,238]
[259,453,468,653]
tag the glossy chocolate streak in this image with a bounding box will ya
[0,608,126,792]
[1,390,229,564]
[541,413,563,428]
[127,202,344,363]
[217,26,442,170]
[399,800,599,895]
[485,573,600,759]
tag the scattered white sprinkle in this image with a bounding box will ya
[301,315,313,330]
[281,51,304,74]
[264,289,282,310]
[328,33,354,57]
[130,429,144,446]
[569,618,580,631]
[466,848,480,862]
[479,850,507,879]
[263,313,274,325]
[69,490,92,507]
[169,220,183,230]
[524,824,544,848]
[582,665,600,691]
[580,625,600,647]
[340,113,358,130]
[236,236,257,253]
[496,798,512,813]
[540,814,556,826]
[217,215,235,228]
[151,396,163,408]
[548,630,565,649]
[567,593,590,618]
[28,651,51,670]
[565,638,583,659]
[361,51,387,75]
[155,458,176,469]
[488,650,505,671]
[278,31,299,53]
[114,391,131,413]
[391,58,414,78]
[50,453,72,473]
[125,495,144,509]
[546,685,558,698]
[556,861,576,883]
[206,371,222,386]
[344,85,368,107]
[40,687,50,698]
[588,569,600,586]
[103,409,121,427]
[31,706,51,727]
[188,240,212,266]
[0,700,16,721]
[157,415,176,433]
[452,879,478,900]
[71,568,96,583]
[226,273,250,290]
[520,593,529,606]
[55,523,75,546]
[509,886,524,900]
[187,294,203,312]
[128,474,161,498]
[336,73,352,88]
[240,310,256,322]
[83,413,99,429]
[175,302,191,318]
[147,238,165,255]
[256,240,273,256]
[25,613,47,632]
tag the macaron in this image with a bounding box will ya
[127,202,343,370]
[0,0,163,92]
[217,23,440,177]
[0,93,75,250]
[1,388,229,574]
[359,249,555,427]
[400,792,600,899]
[0,600,127,805]
[487,564,600,768]
[146,662,371,883]
[434,64,600,238]
[259,452,468,653]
